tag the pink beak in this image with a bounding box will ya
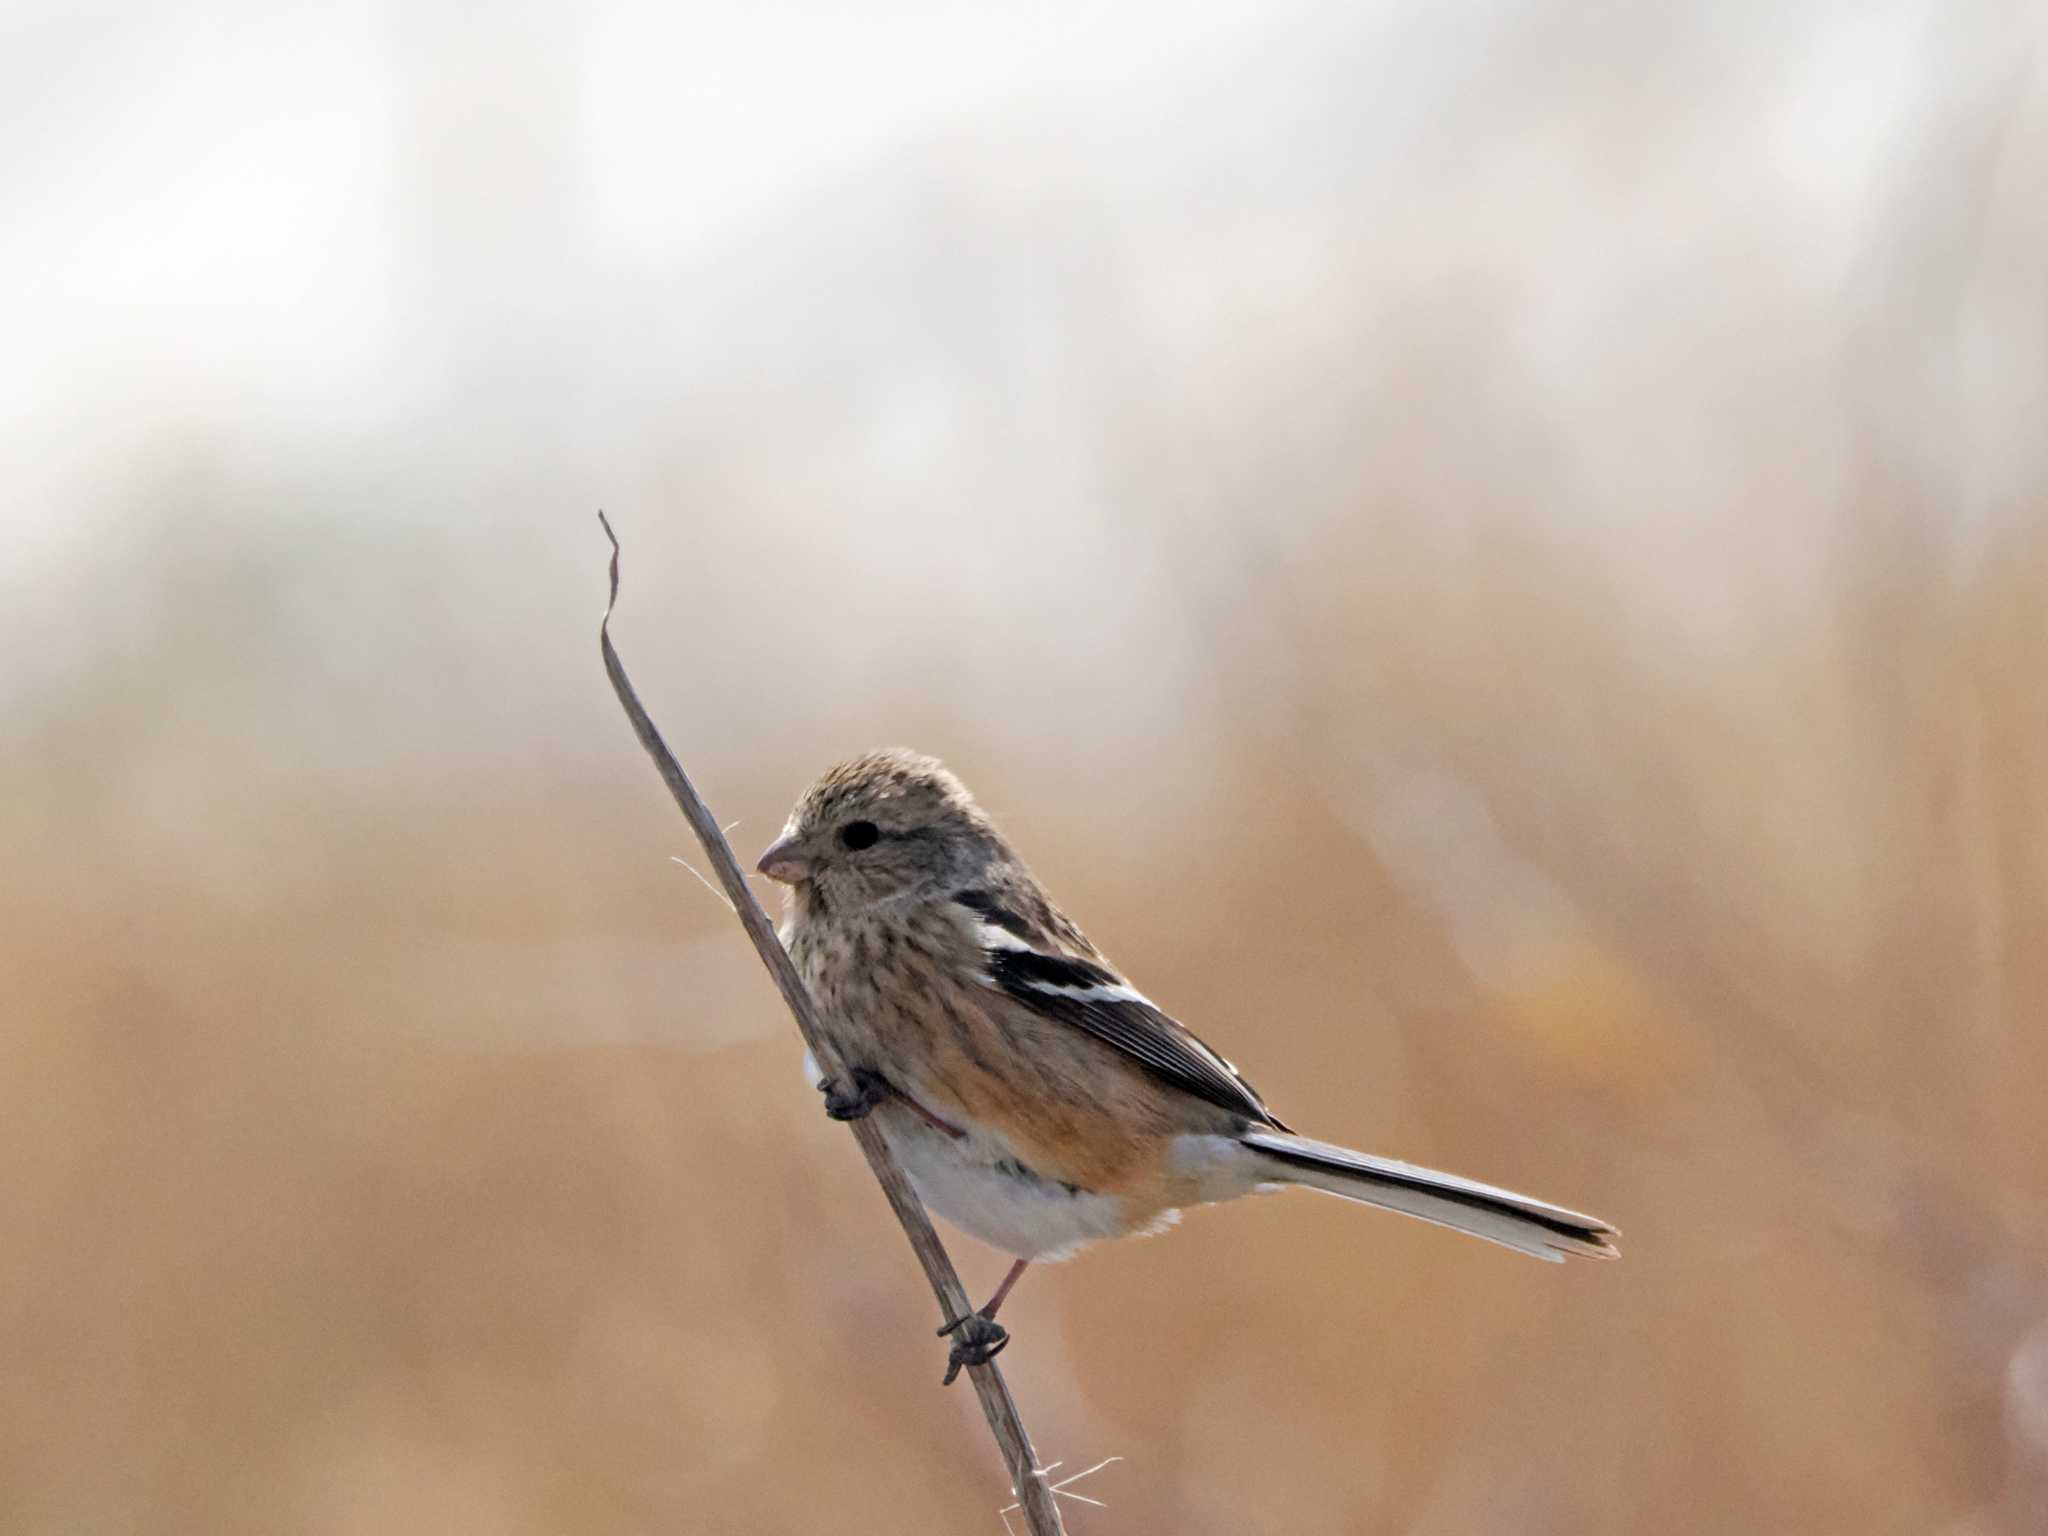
[755,834,815,885]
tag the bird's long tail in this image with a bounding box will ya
[1239,1129,1619,1262]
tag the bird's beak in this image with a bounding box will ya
[755,834,815,885]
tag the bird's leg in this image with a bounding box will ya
[979,1257,1030,1323]
[819,1069,966,1138]
[818,1066,892,1122]
[937,1259,1030,1384]
[893,1091,966,1139]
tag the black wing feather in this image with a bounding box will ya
[959,891,1286,1128]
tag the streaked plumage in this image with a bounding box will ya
[757,750,1616,1364]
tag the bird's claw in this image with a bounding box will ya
[937,1311,1010,1384]
[819,1067,891,1122]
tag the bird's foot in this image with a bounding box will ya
[937,1311,1010,1385]
[819,1067,891,1122]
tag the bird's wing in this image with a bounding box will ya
[951,888,1288,1128]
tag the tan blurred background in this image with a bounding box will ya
[5,2,2048,1531]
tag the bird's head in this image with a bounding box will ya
[756,749,1001,916]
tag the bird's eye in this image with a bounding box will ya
[839,820,880,851]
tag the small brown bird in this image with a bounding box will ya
[757,749,1616,1380]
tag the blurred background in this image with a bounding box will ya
[4,1,2046,1531]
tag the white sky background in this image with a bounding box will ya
[1,0,2042,748]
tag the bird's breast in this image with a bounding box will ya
[787,905,1188,1197]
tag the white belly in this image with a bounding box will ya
[882,1114,1141,1262]
[802,1050,1139,1261]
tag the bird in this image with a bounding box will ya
[755,749,1617,1381]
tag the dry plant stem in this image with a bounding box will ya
[596,515,1067,1536]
